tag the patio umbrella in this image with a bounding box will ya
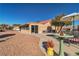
[58,13,79,56]
[61,12,79,35]
[61,12,79,20]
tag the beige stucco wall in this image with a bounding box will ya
[29,23,46,34]
[21,30,31,34]
[38,25,47,33]
[20,21,55,34]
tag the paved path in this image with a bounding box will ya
[0,31,44,56]
[33,34,79,56]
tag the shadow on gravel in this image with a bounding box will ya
[64,52,69,56]
[76,52,79,55]
[54,51,59,56]
[0,34,16,42]
[0,34,16,38]
[55,52,69,56]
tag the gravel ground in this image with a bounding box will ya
[0,31,44,56]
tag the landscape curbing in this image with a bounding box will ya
[34,34,55,56]
[39,38,48,56]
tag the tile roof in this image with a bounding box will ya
[39,19,51,24]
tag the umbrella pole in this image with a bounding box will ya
[72,16,74,37]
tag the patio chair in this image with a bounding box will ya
[64,38,79,45]
[69,38,79,44]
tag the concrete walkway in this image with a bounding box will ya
[33,34,79,56]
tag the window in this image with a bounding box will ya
[25,26,29,30]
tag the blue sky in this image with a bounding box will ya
[0,3,79,25]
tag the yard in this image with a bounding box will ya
[0,31,44,56]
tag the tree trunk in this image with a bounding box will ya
[58,26,63,33]
[55,26,57,33]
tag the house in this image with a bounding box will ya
[13,24,20,31]
[13,26,20,31]
[20,19,55,34]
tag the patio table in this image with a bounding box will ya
[57,34,74,56]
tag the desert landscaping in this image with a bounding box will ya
[0,31,44,56]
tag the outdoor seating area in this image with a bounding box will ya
[44,13,79,56]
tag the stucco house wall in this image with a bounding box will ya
[20,19,55,34]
